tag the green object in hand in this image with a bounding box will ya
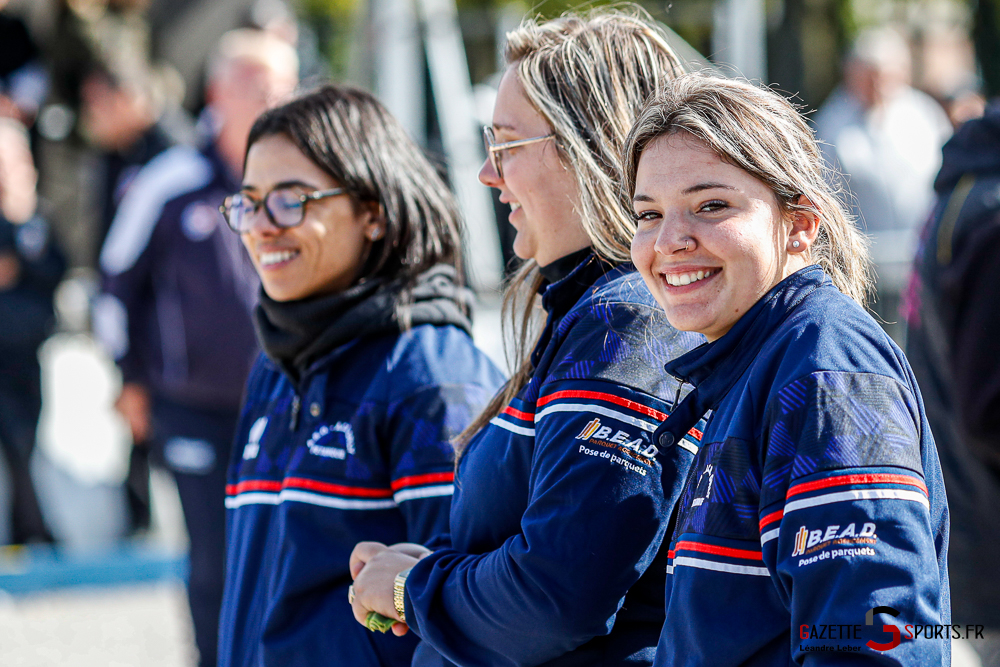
[365,611,396,633]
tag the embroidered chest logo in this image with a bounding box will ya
[306,422,356,460]
[792,522,878,565]
[243,417,268,460]
[691,464,715,507]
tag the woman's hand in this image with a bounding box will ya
[349,541,420,637]
[387,542,433,560]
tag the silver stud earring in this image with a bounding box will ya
[370,228,382,241]
[792,240,801,249]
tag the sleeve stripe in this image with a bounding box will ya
[759,509,784,531]
[227,480,281,494]
[489,416,536,437]
[787,472,928,499]
[502,405,534,422]
[668,558,770,577]
[226,477,393,499]
[393,484,454,504]
[225,490,397,511]
[535,402,659,432]
[784,488,930,515]
[670,540,764,561]
[536,389,668,421]
[392,471,455,491]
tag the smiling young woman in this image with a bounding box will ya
[216,85,505,667]
[623,73,950,666]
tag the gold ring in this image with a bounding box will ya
[348,585,355,605]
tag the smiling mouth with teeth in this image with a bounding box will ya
[510,202,521,212]
[259,249,300,267]
[663,268,719,287]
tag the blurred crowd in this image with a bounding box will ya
[0,0,997,665]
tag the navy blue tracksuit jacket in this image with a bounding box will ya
[651,265,950,666]
[405,256,704,667]
[220,323,504,667]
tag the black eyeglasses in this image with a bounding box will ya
[483,126,555,180]
[219,187,348,233]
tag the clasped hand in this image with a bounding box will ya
[348,542,431,637]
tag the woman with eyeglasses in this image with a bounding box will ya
[216,85,505,667]
[347,10,704,666]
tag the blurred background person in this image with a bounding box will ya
[78,57,191,536]
[0,0,48,128]
[814,26,952,343]
[80,59,191,259]
[0,118,64,546]
[905,99,1000,667]
[92,28,298,667]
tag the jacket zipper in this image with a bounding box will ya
[290,395,301,431]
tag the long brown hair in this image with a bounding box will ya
[456,7,684,450]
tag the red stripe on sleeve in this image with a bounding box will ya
[675,540,764,561]
[391,471,455,491]
[283,477,393,498]
[758,509,784,531]
[786,473,928,499]
[686,427,703,441]
[226,479,282,496]
[536,389,668,421]
[502,406,534,422]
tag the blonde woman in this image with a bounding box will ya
[349,9,704,667]
[625,74,949,665]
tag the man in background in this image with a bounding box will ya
[93,29,298,667]
[815,27,952,341]
[0,118,64,545]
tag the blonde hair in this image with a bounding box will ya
[457,7,684,448]
[622,73,874,306]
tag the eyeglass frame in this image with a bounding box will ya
[483,126,556,180]
[219,187,349,233]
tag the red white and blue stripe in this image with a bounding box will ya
[667,535,768,577]
[225,471,455,510]
[489,388,703,454]
[758,470,929,545]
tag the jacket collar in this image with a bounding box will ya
[655,264,829,442]
[539,250,613,321]
[530,251,616,367]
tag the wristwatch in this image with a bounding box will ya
[394,566,413,623]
